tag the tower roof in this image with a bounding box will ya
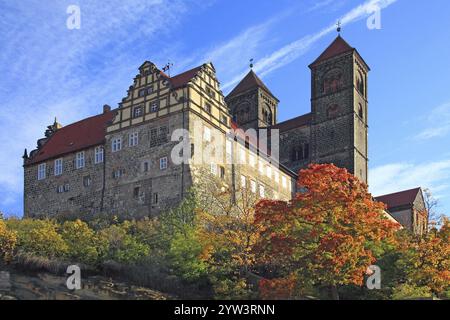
[227,70,278,101]
[310,35,354,67]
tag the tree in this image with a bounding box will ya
[423,188,444,229]
[0,219,17,263]
[395,218,450,298]
[254,164,400,300]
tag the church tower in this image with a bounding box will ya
[225,70,279,131]
[309,35,369,184]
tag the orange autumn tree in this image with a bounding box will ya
[254,164,399,300]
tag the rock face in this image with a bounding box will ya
[0,267,171,300]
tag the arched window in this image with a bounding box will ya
[357,72,364,95]
[358,103,364,120]
[322,69,343,94]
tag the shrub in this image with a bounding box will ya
[392,283,432,300]
[99,224,150,264]
[60,219,108,265]
[0,219,17,263]
[6,218,68,259]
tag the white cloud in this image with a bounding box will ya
[0,0,208,215]
[415,102,450,140]
[221,0,398,91]
[369,160,450,201]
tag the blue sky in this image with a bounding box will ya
[0,0,449,217]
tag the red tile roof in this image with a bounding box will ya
[271,113,312,131]
[26,110,116,166]
[227,70,278,101]
[310,35,354,67]
[169,65,203,89]
[375,187,422,209]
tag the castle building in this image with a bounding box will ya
[22,35,427,234]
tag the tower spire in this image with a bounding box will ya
[336,20,342,34]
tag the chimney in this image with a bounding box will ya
[103,104,111,113]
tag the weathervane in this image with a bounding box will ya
[336,20,342,34]
[162,61,174,76]
[249,58,254,69]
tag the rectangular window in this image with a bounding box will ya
[64,183,70,192]
[133,187,140,199]
[138,89,146,97]
[204,103,211,113]
[160,157,168,170]
[147,86,153,95]
[250,180,257,193]
[151,102,159,113]
[220,114,228,125]
[133,106,143,118]
[83,176,91,187]
[282,176,287,189]
[38,163,46,180]
[274,170,279,183]
[143,161,149,172]
[266,166,272,179]
[259,161,264,174]
[95,146,104,164]
[226,140,232,163]
[153,193,158,204]
[112,138,122,152]
[54,158,63,176]
[129,132,139,147]
[210,163,217,176]
[240,175,246,188]
[239,147,246,164]
[204,127,211,142]
[220,166,225,179]
[113,169,124,179]
[57,185,64,193]
[259,185,265,198]
[249,154,256,167]
[76,152,85,169]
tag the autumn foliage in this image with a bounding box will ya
[254,164,400,299]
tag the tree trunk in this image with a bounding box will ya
[330,285,340,300]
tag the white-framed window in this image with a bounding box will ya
[95,146,104,164]
[112,137,122,152]
[239,147,246,164]
[57,185,64,193]
[249,154,256,167]
[204,127,211,142]
[37,163,46,180]
[54,158,63,176]
[226,140,232,163]
[210,163,217,175]
[250,180,257,193]
[133,106,143,118]
[160,157,168,170]
[282,175,287,189]
[150,101,159,112]
[240,175,246,188]
[259,185,265,198]
[129,132,139,147]
[76,152,85,169]
[113,169,124,179]
[266,166,272,179]
[259,161,264,174]
[274,170,280,183]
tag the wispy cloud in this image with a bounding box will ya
[0,0,209,214]
[415,101,450,140]
[369,160,450,202]
[221,0,398,90]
